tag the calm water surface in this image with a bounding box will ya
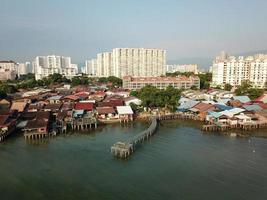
[0,120,267,200]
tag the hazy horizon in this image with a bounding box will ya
[1,0,267,67]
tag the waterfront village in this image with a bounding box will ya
[1,50,267,158]
[0,75,267,144]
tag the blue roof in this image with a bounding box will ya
[215,104,233,111]
[243,104,262,112]
[233,96,251,103]
[178,100,199,111]
[207,111,223,118]
[217,98,231,104]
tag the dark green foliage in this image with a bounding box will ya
[235,80,264,99]
[98,76,122,87]
[198,73,212,89]
[0,83,17,94]
[190,85,198,90]
[0,90,7,98]
[71,76,91,86]
[134,85,181,112]
[224,83,232,91]
[107,76,122,87]
[166,72,194,77]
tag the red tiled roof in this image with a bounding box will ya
[193,103,215,112]
[74,102,93,111]
[99,99,124,107]
[25,119,48,129]
[63,95,79,101]
[44,103,62,111]
[74,92,89,98]
[96,107,115,115]
[94,91,106,96]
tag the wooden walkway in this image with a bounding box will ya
[111,113,193,159]
[202,122,267,132]
[111,117,158,159]
[0,126,16,142]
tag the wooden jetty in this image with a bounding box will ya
[71,117,97,130]
[111,113,201,159]
[111,117,158,159]
[24,132,49,140]
[202,121,267,132]
[0,126,15,142]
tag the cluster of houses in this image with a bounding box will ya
[0,85,142,141]
[178,89,267,131]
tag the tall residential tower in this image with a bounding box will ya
[84,48,166,78]
[33,55,78,80]
[211,52,267,88]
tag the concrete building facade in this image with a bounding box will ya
[211,52,267,88]
[166,64,198,74]
[123,76,200,90]
[0,61,18,80]
[33,55,78,80]
[85,48,166,78]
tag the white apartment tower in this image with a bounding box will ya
[85,48,166,78]
[33,55,78,80]
[212,52,267,88]
[166,64,198,74]
[84,59,97,76]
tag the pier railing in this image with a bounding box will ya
[111,112,208,159]
[111,117,158,159]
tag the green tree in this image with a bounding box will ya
[190,85,198,90]
[98,77,108,83]
[0,90,7,98]
[224,83,233,91]
[130,90,139,97]
[235,80,252,96]
[0,84,17,93]
[247,88,264,100]
[135,85,181,111]
[107,76,122,87]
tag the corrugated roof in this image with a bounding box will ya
[216,98,231,104]
[116,106,133,115]
[207,111,223,118]
[215,104,233,111]
[178,100,199,110]
[74,102,93,111]
[47,95,62,100]
[192,103,215,112]
[243,104,262,112]
[96,107,115,114]
[233,96,251,103]
[10,102,27,112]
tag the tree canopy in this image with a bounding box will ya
[235,80,264,99]
[133,85,181,112]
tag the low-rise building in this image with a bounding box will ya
[123,76,200,90]
[116,106,134,122]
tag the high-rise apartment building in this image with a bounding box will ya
[211,51,267,88]
[84,59,97,76]
[166,64,198,74]
[85,48,166,78]
[0,60,18,80]
[18,62,31,76]
[33,55,78,80]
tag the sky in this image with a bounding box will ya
[1,0,267,66]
